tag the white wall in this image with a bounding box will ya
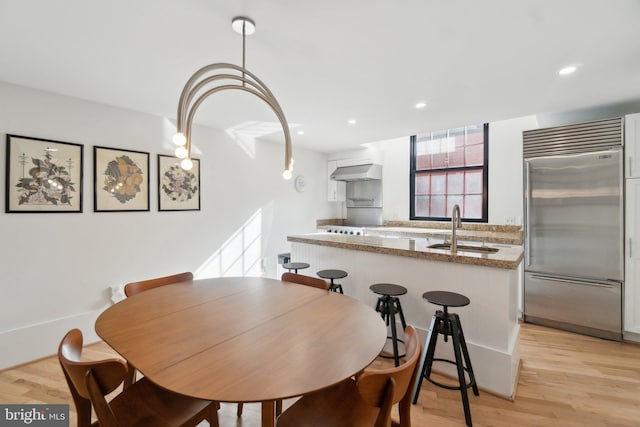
[488,115,539,224]
[0,82,331,369]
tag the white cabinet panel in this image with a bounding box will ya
[327,160,345,201]
[625,178,640,339]
[625,113,640,178]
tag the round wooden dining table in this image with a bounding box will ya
[95,277,387,427]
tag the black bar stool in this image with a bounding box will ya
[412,290,479,426]
[369,283,407,367]
[282,262,310,274]
[316,269,347,294]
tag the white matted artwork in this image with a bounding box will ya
[158,155,200,211]
[94,146,149,212]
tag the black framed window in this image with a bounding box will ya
[410,123,488,222]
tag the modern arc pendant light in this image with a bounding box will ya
[172,16,293,179]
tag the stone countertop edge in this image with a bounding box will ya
[288,234,524,270]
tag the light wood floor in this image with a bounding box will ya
[1,323,639,426]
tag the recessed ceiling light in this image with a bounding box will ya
[415,101,427,109]
[297,130,304,135]
[558,65,578,76]
[348,119,357,125]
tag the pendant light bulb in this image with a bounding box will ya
[282,168,292,180]
[173,132,187,146]
[181,158,194,170]
[175,146,188,159]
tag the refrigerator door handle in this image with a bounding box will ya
[529,274,618,288]
[525,161,531,267]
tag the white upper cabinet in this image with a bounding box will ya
[327,161,346,202]
[625,113,640,178]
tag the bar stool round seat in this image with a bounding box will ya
[282,262,310,273]
[423,290,470,308]
[369,283,408,367]
[413,290,479,427]
[317,269,347,294]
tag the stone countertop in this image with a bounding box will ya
[316,219,523,245]
[288,233,524,270]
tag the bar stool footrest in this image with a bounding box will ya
[425,358,476,391]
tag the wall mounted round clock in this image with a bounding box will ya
[294,175,306,193]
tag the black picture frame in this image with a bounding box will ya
[94,146,150,212]
[158,155,201,211]
[5,134,84,213]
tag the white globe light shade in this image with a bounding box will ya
[173,132,187,146]
[180,158,194,170]
[282,169,292,180]
[175,146,188,159]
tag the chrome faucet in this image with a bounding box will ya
[451,204,462,253]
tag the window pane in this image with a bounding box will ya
[415,174,430,194]
[432,150,447,169]
[431,172,447,195]
[464,195,483,219]
[431,195,446,217]
[447,196,463,216]
[465,144,484,166]
[466,126,484,145]
[416,153,431,169]
[465,170,483,194]
[415,195,430,217]
[447,136,465,168]
[415,139,431,169]
[447,171,464,195]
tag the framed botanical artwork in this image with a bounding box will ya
[94,146,149,212]
[5,134,83,213]
[158,155,200,211]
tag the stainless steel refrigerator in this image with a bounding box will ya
[523,117,624,341]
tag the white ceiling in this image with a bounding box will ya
[1,0,640,154]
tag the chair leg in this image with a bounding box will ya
[210,405,220,427]
[450,315,473,427]
[412,313,439,404]
[236,402,243,417]
[276,399,283,416]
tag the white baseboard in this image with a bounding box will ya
[406,323,519,399]
[0,309,106,370]
[623,329,640,343]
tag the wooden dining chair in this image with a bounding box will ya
[281,272,330,290]
[123,271,194,297]
[276,325,422,427]
[58,328,219,427]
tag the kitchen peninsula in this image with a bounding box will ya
[287,223,524,399]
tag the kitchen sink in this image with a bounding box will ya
[428,243,499,254]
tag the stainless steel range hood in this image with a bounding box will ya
[330,164,382,181]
